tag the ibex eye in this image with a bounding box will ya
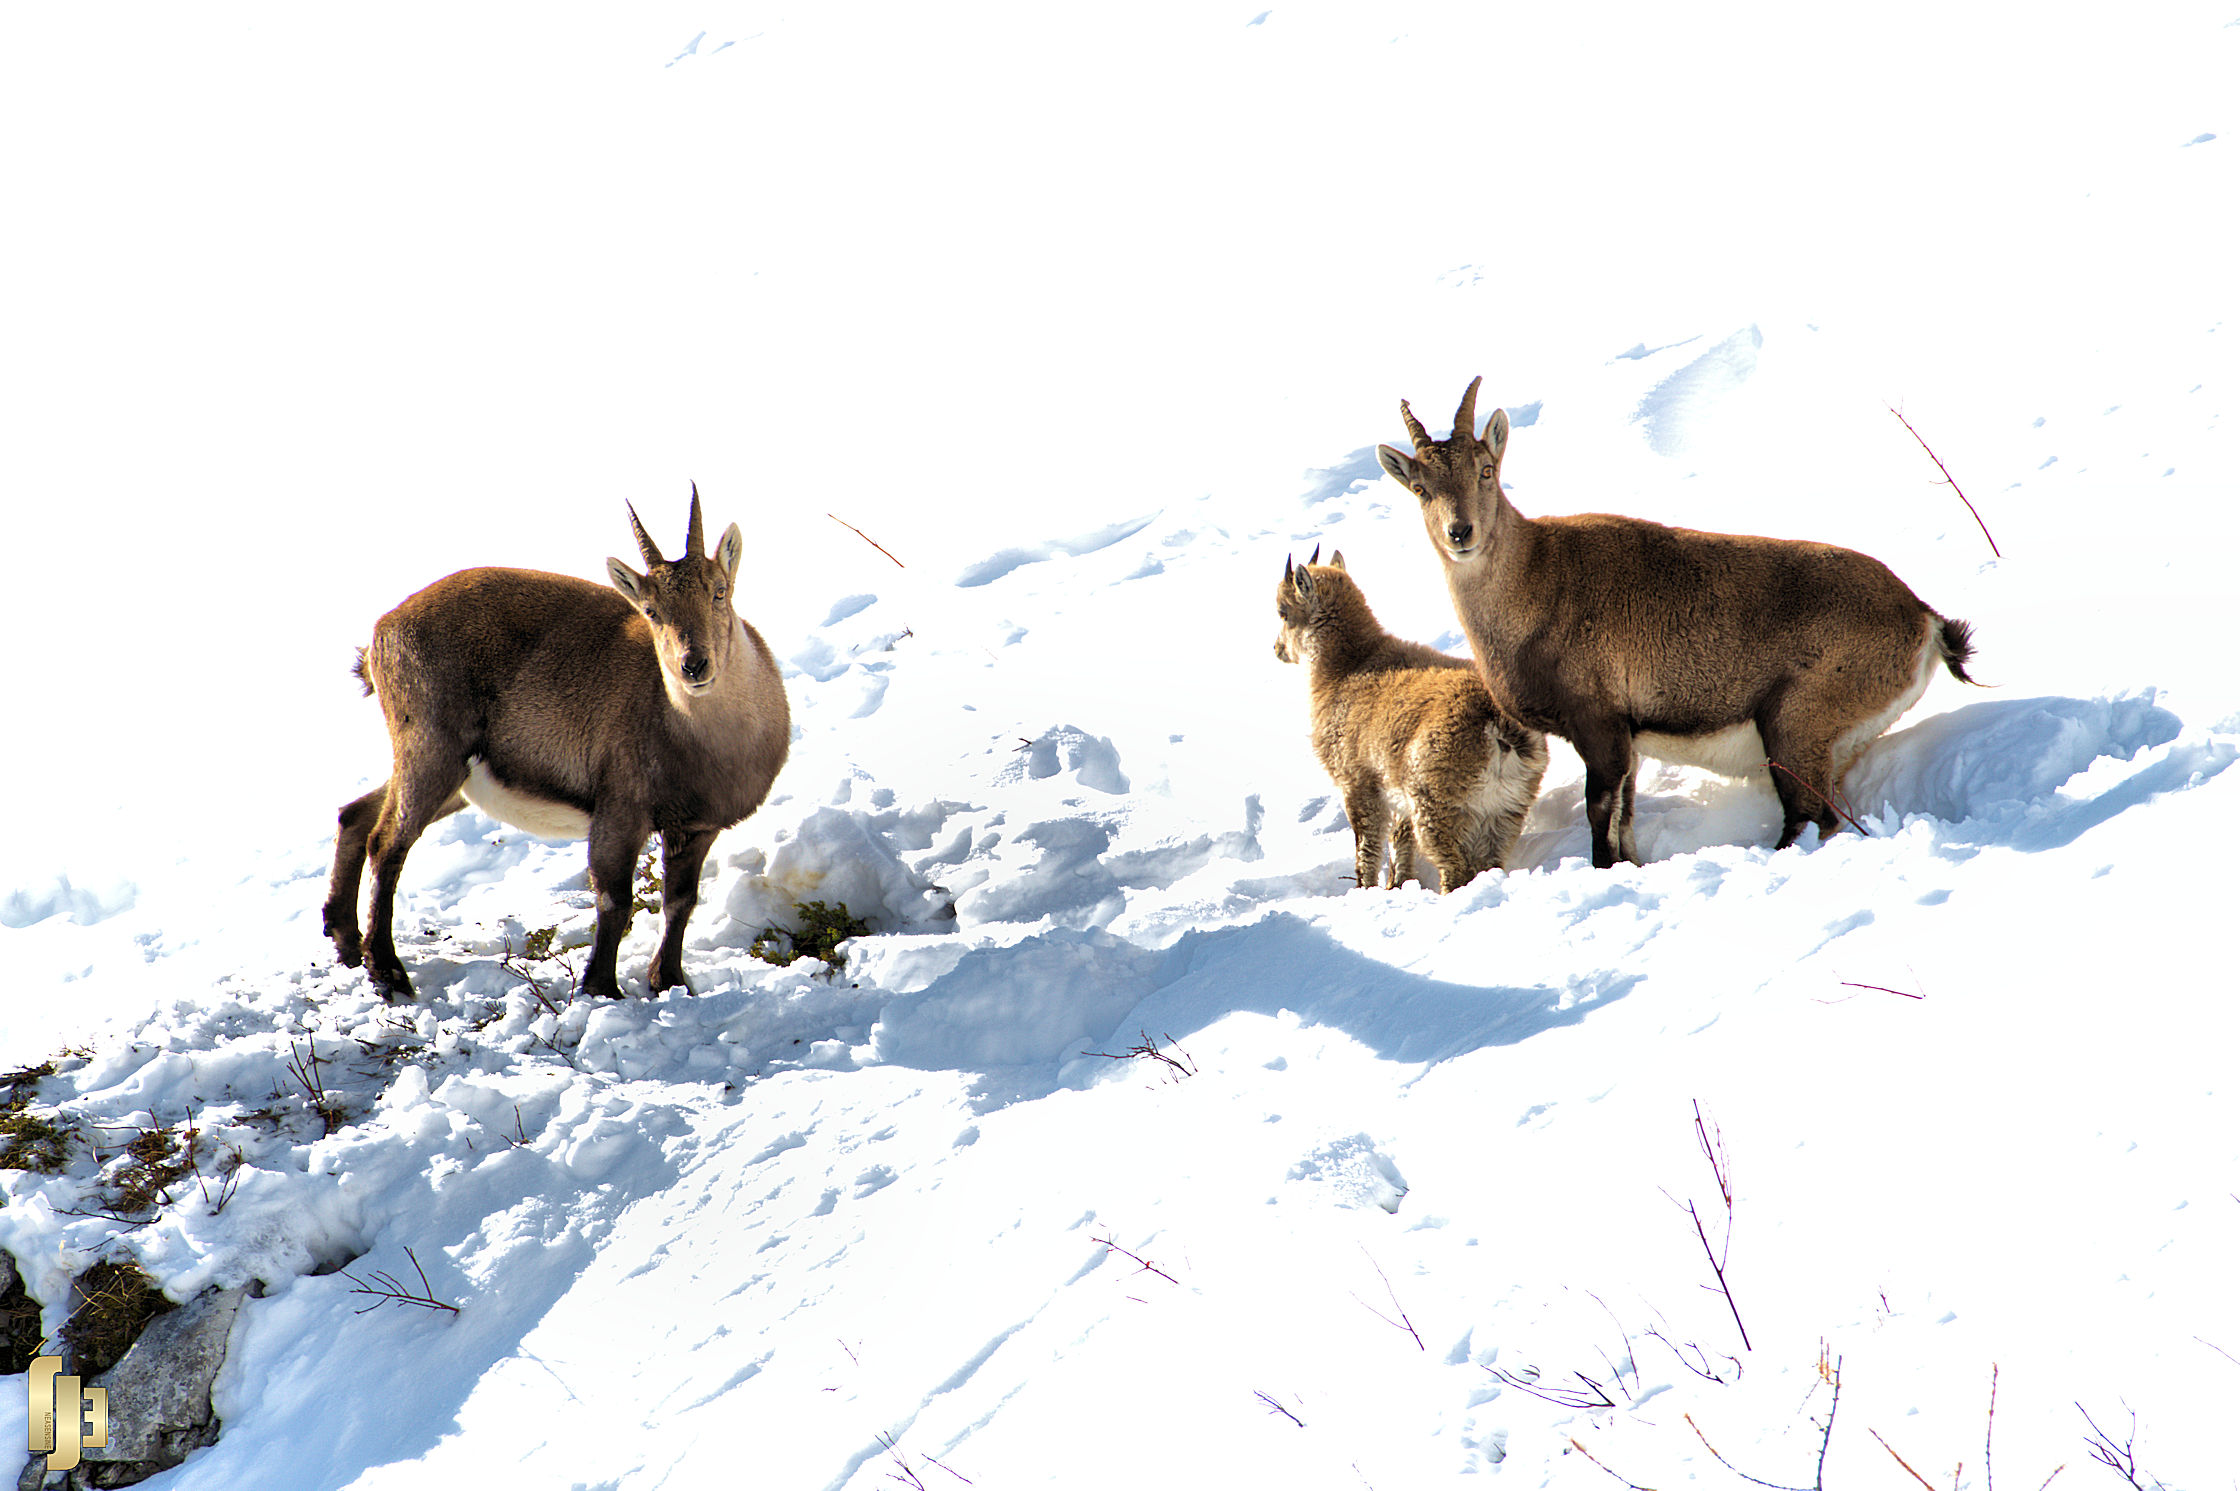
[1480,466,1495,480]
[1412,485,1427,498]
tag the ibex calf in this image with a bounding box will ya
[1275,549,1548,892]
[1378,378,1976,868]
[322,489,790,999]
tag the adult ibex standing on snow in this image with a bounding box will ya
[1377,378,1976,869]
[322,487,790,999]
[1275,549,1547,891]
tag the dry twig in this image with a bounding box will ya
[1669,1100,1752,1352]
[1255,1390,1305,1428]
[1986,1363,1999,1491]
[343,1246,460,1317]
[1870,1427,1940,1491]
[1765,760,1871,839]
[2075,1403,2159,1490]
[287,1036,346,1135]
[1490,1364,1619,1410]
[1082,1030,1197,1081]
[1569,1436,1656,1490]
[1839,981,1926,1001]
[830,513,907,569]
[1092,1233,1180,1286]
[1683,1350,1841,1491]
[1889,404,2000,558]
[1355,1249,1425,1351]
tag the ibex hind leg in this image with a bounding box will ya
[323,784,390,967]
[1408,804,1478,894]
[1759,718,1841,850]
[360,772,471,1000]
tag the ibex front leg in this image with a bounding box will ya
[582,814,654,1000]
[650,828,719,994]
[1575,720,1641,870]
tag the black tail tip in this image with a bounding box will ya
[1940,616,1979,684]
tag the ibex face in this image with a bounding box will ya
[606,485,747,705]
[1375,376,1512,565]
[1271,545,1343,664]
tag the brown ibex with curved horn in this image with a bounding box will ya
[1378,378,1976,868]
[322,486,791,999]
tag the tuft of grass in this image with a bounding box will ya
[0,1062,56,1101]
[62,1258,174,1377]
[106,1125,198,1215]
[0,1061,74,1174]
[751,900,872,976]
[0,1109,75,1175]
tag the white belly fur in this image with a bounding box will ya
[1634,721,1767,779]
[462,757,593,841]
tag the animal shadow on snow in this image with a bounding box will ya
[1849,693,2229,854]
[870,915,1640,1114]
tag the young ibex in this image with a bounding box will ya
[1275,549,1548,892]
[322,488,790,1000]
[1377,378,1977,868]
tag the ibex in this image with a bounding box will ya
[322,488,790,1000]
[1377,378,1977,868]
[1275,549,1548,892]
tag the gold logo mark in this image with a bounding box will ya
[27,1356,108,1472]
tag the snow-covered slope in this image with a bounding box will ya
[2,5,2235,1489]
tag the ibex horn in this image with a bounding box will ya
[1308,543,1322,566]
[686,482,705,559]
[1399,399,1431,451]
[626,501,664,567]
[1453,376,1483,443]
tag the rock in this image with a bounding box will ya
[72,1287,246,1487]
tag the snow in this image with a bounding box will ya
[2,4,2237,1488]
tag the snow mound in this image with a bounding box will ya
[722,804,958,941]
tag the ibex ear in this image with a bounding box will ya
[1294,562,1317,599]
[1328,549,1348,572]
[715,523,744,583]
[607,558,648,608]
[1485,407,1510,463]
[1376,445,1418,486]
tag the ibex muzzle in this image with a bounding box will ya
[322,487,791,1000]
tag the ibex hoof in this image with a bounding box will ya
[322,907,362,968]
[364,959,416,1003]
